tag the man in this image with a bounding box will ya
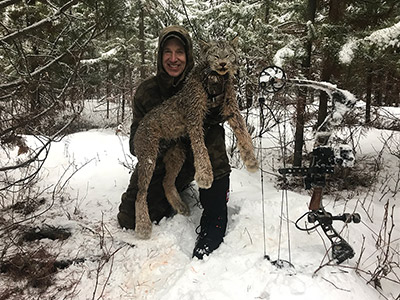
[117,25,231,259]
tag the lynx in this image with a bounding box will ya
[134,38,258,239]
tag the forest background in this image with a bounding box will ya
[0,1,400,299]
[1,0,399,144]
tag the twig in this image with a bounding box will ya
[321,277,351,292]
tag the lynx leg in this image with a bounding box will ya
[135,147,158,239]
[135,187,152,239]
[187,125,213,189]
[225,105,258,172]
[163,143,190,216]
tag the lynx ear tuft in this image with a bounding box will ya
[199,39,210,51]
[230,35,239,49]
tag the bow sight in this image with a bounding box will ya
[258,66,361,264]
[259,66,287,93]
[279,146,355,190]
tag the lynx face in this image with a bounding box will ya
[202,38,238,76]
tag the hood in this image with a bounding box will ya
[156,25,194,96]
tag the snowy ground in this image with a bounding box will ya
[1,119,399,299]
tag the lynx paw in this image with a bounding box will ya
[173,201,190,216]
[245,157,259,173]
[135,220,152,239]
[195,171,213,189]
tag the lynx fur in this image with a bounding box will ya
[134,38,258,239]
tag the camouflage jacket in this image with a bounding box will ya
[129,25,231,180]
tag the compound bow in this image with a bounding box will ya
[259,66,361,264]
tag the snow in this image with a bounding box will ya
[81,47,119,65]
[339,38,358,65]
[273,45,294,67]
[340,21,400,64]
[1,114,399,299]
[365,21,400,50]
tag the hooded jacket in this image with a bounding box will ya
[129,25,231,180]
[129,25,194,155]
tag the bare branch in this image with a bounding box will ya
[0,23,97,91]
[0,113,78,192]
[0,102,57,137]
[0,0,21,10]
[0,0,78,44]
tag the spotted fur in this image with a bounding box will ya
[134,38,258,239]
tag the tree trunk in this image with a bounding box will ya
[106,30,110,119]
[139,1,146,79]
[317,55,334,126]
[121,64,126,122]
[316,0,346,127]
[293,91,307,167]
[365,69,372,123]
[375,69,383,106]
[264,0,271,23]
[293,0,316,167]
[384,71,394,106]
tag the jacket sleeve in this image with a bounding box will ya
[129,92,146,156]
[128,77,174,156]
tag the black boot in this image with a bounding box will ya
[192,175,229,259]
[192,210,227,259]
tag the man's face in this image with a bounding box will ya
[162,38,186,77]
